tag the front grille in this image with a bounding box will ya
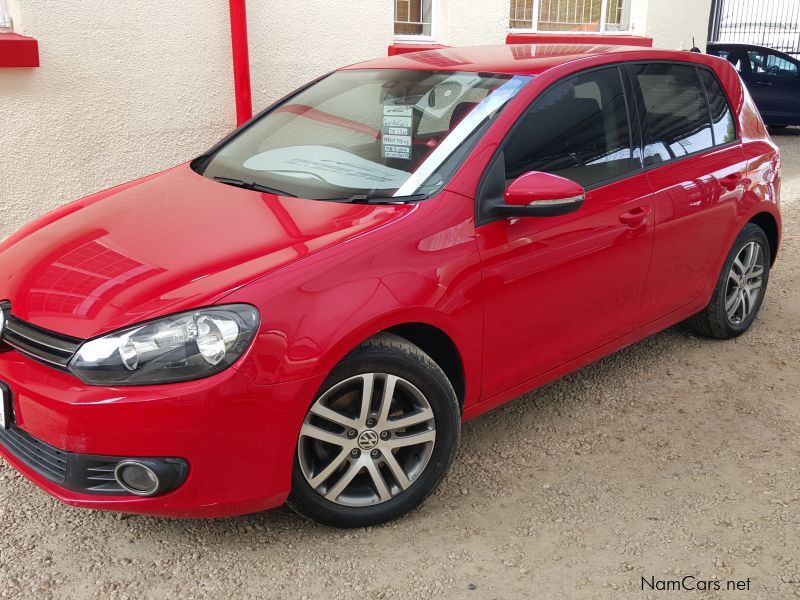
[0,424,68,483]
[1,315,82,370]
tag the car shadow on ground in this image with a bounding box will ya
[768,125,800,137]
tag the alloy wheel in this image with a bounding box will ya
[725,240,765,325]
[298,373,436,507]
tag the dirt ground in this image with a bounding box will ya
[1,130,799,600]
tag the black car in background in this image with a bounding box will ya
[707,42,800,127]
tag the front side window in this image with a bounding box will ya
[748,50,799,78]
[509,0,631,33]
[199,70,530,201]
[503,67,639,188]
[630,63,714,165]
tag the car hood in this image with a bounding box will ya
[0,164,411,339]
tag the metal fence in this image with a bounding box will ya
[709,0,800,55]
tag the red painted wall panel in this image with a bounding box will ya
[506,33,653,46]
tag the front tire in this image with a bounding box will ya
[288,333,460,527]
[685,223,770,339]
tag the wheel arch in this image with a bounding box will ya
[384,323,466,410]
[313,313,474,411]
[748,211,780,265]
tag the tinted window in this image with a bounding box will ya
[503,67,638,188]
[630,63,714,164]
[747,50,799,78]
[698,69,736,145]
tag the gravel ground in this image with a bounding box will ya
[1,131,799,600]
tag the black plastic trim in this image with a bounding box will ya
[0,404,188,496]
[1,315,82,370]
[0,423,67,482]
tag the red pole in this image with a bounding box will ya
[229,0,253,126]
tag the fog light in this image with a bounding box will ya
[114,461,160,496]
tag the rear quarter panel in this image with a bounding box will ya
[691,58,782,310]
[727,61,782,260]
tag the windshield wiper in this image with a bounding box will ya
[213,176,297,198]
[332,193,429,204]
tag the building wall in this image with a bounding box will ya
[1,0,712,239]
[437,0,511,46]
[640,0,713,51]
[246,2,392,113]
[0,1,391,239]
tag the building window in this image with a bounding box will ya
[509,0,631,33]
[395,0,435,39]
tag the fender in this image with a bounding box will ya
[224,190,484,409]
[306,307,478,406]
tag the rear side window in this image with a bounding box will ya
[629,63,714,165]
[698,69,736,145]
[503,66,639,188]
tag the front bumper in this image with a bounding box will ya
[0,349,324,518]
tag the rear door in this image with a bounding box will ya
[744,48,800,125]
[626,63,748,323]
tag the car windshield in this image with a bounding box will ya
[198,69,530,201]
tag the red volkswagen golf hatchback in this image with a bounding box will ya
[0,45,782,527]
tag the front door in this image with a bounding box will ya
[477,66,654,399]
[743,48,800,125]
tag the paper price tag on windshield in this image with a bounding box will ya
[382,105,413,161]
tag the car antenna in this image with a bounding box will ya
[690,37,701,53]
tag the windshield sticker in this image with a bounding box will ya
[382,105,413,161]
[243,145,410,189]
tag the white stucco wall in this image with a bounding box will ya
[0,0,717,240]
[639,0,713,51]
[246,2,392,113]
[0,1,392,239]
[436,0,511,46]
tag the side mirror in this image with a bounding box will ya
[493,171,585,218]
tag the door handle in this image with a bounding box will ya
[619,205,651,227]
[755,81,774,87]
[720,172,743,190]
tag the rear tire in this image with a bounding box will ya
[288,333,460,528]
[685,223,770,339]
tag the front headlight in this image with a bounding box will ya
[69,304,260,385]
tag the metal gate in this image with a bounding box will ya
[709,0,800,55]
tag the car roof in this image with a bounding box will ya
[344,44,715,76]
